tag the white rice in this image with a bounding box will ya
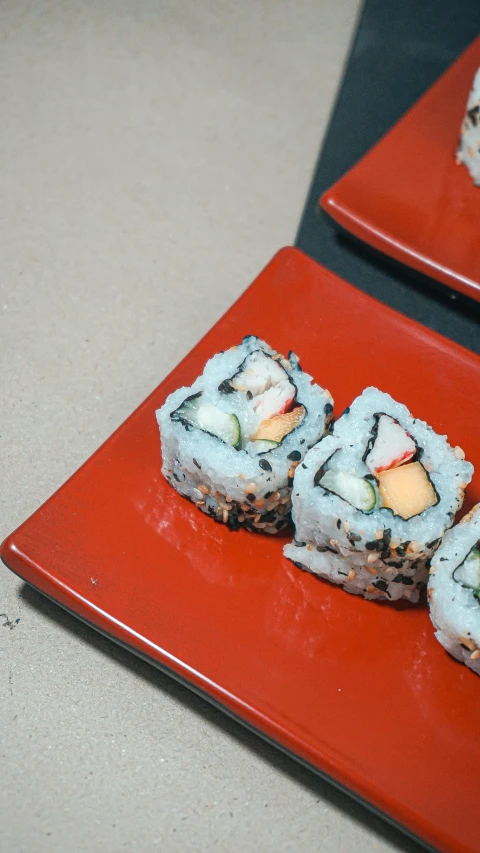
[284,387,474,602]
[428,503,480,675]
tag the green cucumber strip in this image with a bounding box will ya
[196,404,240,447]
[173,397,241,448]
[231,415,242,449]
[319,469,376,513]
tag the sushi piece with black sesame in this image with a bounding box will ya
[428,504,480,675]
[284,387,473,602]
[457,68,480,185]
[157,335,333,533]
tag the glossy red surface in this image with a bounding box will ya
[2,248,480,853]
[321,36,480,302]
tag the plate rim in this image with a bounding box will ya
[320,35,480,303]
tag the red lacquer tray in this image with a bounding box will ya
[321,36,480,303]
[2,249,480,853]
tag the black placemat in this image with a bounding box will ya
[296,0,480,353]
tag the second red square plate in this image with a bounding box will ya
[321,36,480,302]
[2,249,480,853]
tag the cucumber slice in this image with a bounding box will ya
[172,395,241,448]
[453,547,480,600]
[319,469,376,513]
[197,405,241,448]
[251,439,279,454]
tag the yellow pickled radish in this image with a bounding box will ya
[377,461,438,520]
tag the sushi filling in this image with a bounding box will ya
[364,414,417,473]
[453,542,480,601]
[171,394,241,449]
[314,451,376,513]
[171,350,306,453]
[315,413,438,520]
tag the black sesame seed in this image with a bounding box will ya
[265,491,273,499]
[246,390,253,401]
[275,519,286,530]
[381,550,390,561]
[300,439,305,445]
[365,541,377,551]
[263,510,277,523]
[401,576,414,585]
[336,519,341,530]
[468,105,479,125]
[338,571,348,577]
[246,493,256,502]
[426,538,440,549]
[294,561,305,570]
[259,459,272,472]
[193,458,201,469]
[392,575,403,583]
[218,380,234,394]
[342,406,350,416]
[347,533,362,543]
[388,561,404,569]
[173,473,180,482]
[287,450,301,461]
[324,402,333,415]
[439,557,447,562]
[288,476,294,487]
[294,540,306,547]
[373,580,388,591]
[301,463,307,469]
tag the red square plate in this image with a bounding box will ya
[321,36,480,303]
[2,248,480,853]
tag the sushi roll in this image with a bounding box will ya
[157,336,333,533]
[284,387,473,602]
[456,67,480,185]
[428,504,480,675]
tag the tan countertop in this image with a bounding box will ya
[1,3,422,851]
